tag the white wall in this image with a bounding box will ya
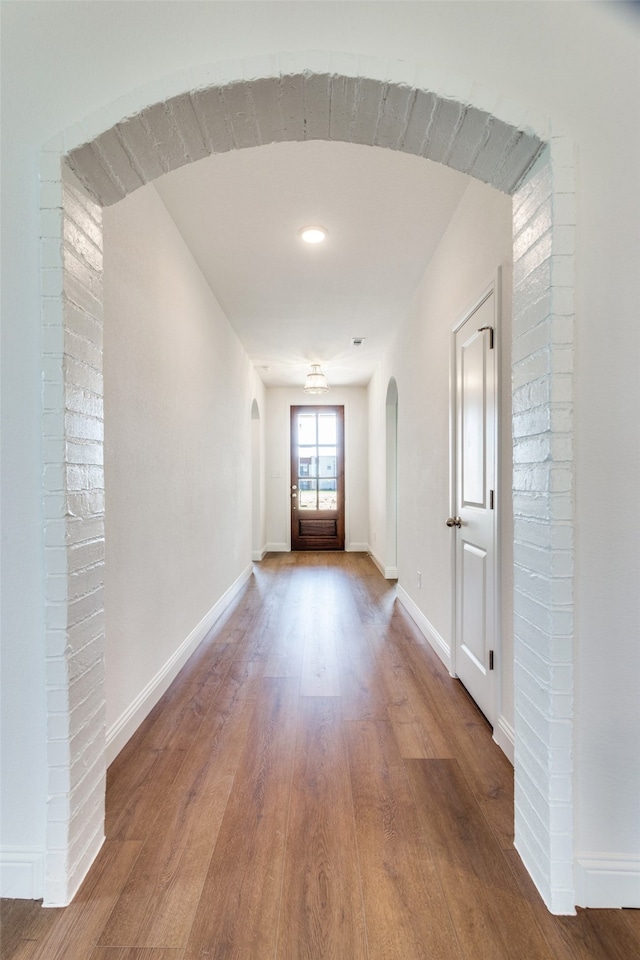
[265,387,368,552]
[1,0,638,905]
[102,182,263,755]
[369,178,514,722]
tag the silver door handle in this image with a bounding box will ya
[446,517,462,528]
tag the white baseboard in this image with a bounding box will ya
[396,586,451,670]
[0,847,45,899]
[367,548,398,580]
[106,564,253,764]
[575,854,640,908]
[265,542,288,552]
[493,714,515,765]
[252,547,268,561]
[346,542,369,553]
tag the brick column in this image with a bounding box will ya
[40,155,106,905]
[511,139,576,914]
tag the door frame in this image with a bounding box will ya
[290,403,345,551]
[449,273,502,728]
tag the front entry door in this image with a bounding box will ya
[291,405,345,550]
[451,288,498,724]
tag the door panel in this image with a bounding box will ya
[291,405,345,550]
[461,332,487,508]
[453,291,497,723]
[461,542,487,670]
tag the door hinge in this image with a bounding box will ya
[478,325,494,349]
[489,650,495,671]
[490,489,494,510]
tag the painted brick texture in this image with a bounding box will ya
[40,158,106,906]
[511,139,576,915]
[37,57,575,911]
[67,71,543,207]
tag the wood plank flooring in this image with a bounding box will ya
[2,552,638,960]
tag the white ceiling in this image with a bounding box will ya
[153,140,471,388]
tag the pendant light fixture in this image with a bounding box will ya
[303,363,329,394]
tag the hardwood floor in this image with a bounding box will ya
[2,553,638,960]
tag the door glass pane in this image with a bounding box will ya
[298,455,317,478]
[299,481,317,510]
[318,452,336,478]
[318,414,336,445]
[318,478,337,509]
[298,415,316,446]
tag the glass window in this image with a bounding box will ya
[318,414,336,445]
[318,453,336,477]
[298,455,317,478]
[298,415,316,446]
[299,481,317,510]
[294,409,340,513]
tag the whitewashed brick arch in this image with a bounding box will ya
[39,53,576,913]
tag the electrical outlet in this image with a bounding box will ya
[417,571,422,589]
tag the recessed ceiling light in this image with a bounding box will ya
[299,225,328,244]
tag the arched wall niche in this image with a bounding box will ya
[385,377,398,407]
[40,53,576,913]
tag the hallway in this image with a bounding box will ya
[2,554,638,960]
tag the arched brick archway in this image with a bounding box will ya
[39,54,576,912]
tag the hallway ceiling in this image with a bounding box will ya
[153,140,471,388]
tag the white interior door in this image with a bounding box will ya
[451,288,498,724]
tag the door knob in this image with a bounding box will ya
[446,517,462,528]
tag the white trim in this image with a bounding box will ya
[0,847,45,899]
[493,714,515,765]
[265,542,289,553]
[492,269,504,728]
[367,548,398,580]
[396,586,451,670]
[346,542,369,553]
[252,548,268,561]
[105,564,252,764]
[575,856,640,908]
